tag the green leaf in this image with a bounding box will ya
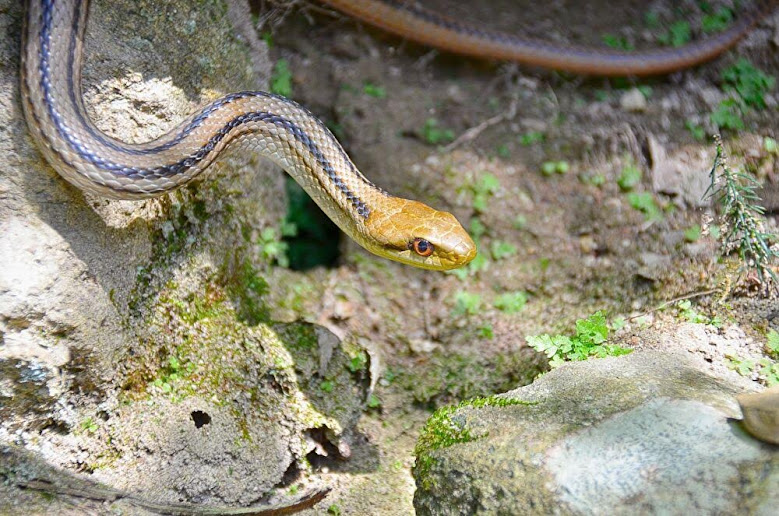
[702,7,732,33]
[421,118,455,145]
[767,330,779,357]
[520,131,545,146]
[494,292,528,314]
[320,380,335,393]
[270,59,293,97]
[452,291,482,316]
[684,225,702,242]
[658,21,691,47]
[617,164,642,191]
[575,311,609,345]
[363,82,387,98]
[490,240,517,260]
[685,120,706,141]
[764,137,778,154]
[626,192,662,221]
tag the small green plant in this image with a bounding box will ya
[520,131,545,146]
[626,192,662,221]
[258,227,290,267]
[494,292,528,314]
[347,351,368,373]
[327,504,342,516]
[490,240,517,260]
[366,394,382,409]
[766,330,779,357]
[684,225,702,242]
[468,174,501,213]
[363,82,387,98]
[270,59,292,97]
[727,355,779,386]
[320,380,334,393]
[452,291,482,317]
[421,118,455,145]
[478,323,494,339]
[610,317,626,331]
[602,33,634,51]
[721,58,775,110]
[644,11,660,29]
[676,300,720,326]
[495,143,510,158]
[151,355,194,395]
[705,137,778,289]
[526,311,632,368]
[711,60,775,131]
[710,98,745,131]
[80,417,98,434]
[260,31,273,48]
[685,119,706,141]
[701,7,733,33]
[541,160,569,176]
[765,137,779,154]
[617,162,642,191]
[580,172,606,187]
[658,20,691,47]
[469,217,487,239]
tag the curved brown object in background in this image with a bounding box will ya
[737,386,779,445]
[321,0,778,75]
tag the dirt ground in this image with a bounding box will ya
[239,0,779,513]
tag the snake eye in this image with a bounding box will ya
[411,238,434,257]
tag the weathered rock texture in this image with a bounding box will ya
[0,0,365,511]
[413,351,778,515]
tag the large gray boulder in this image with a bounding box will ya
[0,0,366,511]
[413,351,778,515]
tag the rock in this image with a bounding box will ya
[620,87,647,112]
[0,0,365,510]
[413,351,777,515]
[648,135,713,206]
[635,252,671,282]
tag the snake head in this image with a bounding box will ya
[365,198,477,270]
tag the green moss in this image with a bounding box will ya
[221,257,270,325]
[414,395,535,489]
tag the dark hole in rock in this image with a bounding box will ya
[283,177,341,270]
[191,410,211,428]
[305,426,345,470]
[281,460,301,487]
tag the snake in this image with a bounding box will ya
[20,0,777,275]
[321,0,778,76]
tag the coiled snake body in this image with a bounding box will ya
[21,0,777,271]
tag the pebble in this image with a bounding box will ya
[620,88,647,112]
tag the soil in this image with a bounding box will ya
[245,0,779,513]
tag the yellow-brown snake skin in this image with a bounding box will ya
[21,0,777,271]
[20,0,476,271]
